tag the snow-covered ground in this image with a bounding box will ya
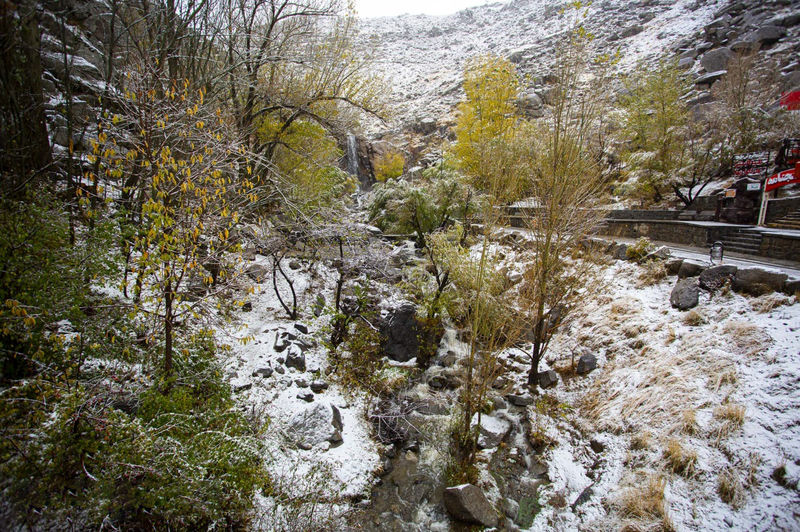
[528,258,800,530]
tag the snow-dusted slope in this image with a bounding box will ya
[358,0,727,129]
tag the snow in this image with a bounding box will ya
[222,256,382,521]
[525,259,800,530]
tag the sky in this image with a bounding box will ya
[353,0,500,18]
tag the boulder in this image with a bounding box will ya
[507,393,535,407]
[612,243,629,260]
[287,402,343,449]
[246,263,269,282]
[538,370,558,389]
[670,279,699,310]
[665,258,684,276]
[678,56,695,69]
[443,484,499,527]
[310,380,329,393]
[677,260,706,279]
[252,367,273,378]
[472,413,511,449]
[576,353,597,375]
[700,47,733,72]
[733,268,788,296]
[695,70,727,86]
[285,344,307,372]
[698,265,737,290]
[382,303,421,362]
[752,25,785,46]
[297,391,314,402]
[643,246,671,262]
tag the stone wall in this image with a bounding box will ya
[599,220,732,248]
[760,232,800,261]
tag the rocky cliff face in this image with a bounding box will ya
[358,0,800,134]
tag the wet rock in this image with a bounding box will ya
[443,484,499,527]
[698,264,737,290]
[507,393,534,407]
[382,303,421,362]
[677,260,706,278]
[252,367,273,378]
[310,380,329,393]
[288,401,343,448]
[576,353,597,375]
[285,344,307,372]
[297,391,314,402]
[733,268,787,295]
[670,279,699,310]
[472,413,511,449]
[538,370,558,389]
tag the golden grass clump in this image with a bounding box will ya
[681,309,705,327]
[637,260,668,287]
[680,409,697,435]
[664,438,697,477]
[750,293,793,313]
[617,475,674,531]
[718,467,745,508]
[631,431,652,450]
[721,320,772,357]
[713,402,746,439]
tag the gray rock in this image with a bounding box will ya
[678,260,706,278]
[297,391,314,402]
[288,259,302,270]
[670,279,699,310]
[576,353,597,375]
[246,263,269,282]
[695,70,727,86]
[472,413,511,449]
[252,367,273,378]
[294,377,309,388]
[698,265,738,290]
[620,25,644,38]
[274,333,290,353]
[783,279,800,296]
[701,47,733,72]
[234,383,252,393]
[275,365,285,374]
[643,246,671,262]
[310,380,329,393]
[287,402,343,448]
[678,56,695,69]
[733,268,788,296]
[613,243,629,260]
[294,322,309,334]
[504,498,520,521]
[285,344,307,372]
[438,350,457,367]
[443,484,499,527]
[507,393,535,407]
[382,303,421,362]
[538,370,558,389]
[752,25,785,45]
[571,485,594,510]
[241,301,253,312]
[666,258,684,275]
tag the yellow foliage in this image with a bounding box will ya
[374,150,404,181]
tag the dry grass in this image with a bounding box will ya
[721,320,772,357]
[713,402,746,439]
[637,261,668,287]
[718,467,745,508]
[617,475,674,531]
[664,438,697,477]
[710,367,738,392]
[750,293,793,313]
[680,409,697,435]
[681,309,705,326]
[631,431,652,451]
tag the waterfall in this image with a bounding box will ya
[346,133,359,177]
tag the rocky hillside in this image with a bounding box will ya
[358,0,800,135]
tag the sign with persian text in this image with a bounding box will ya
[733,151,770,178]
[764,164,799,192]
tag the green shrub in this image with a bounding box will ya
[626,237,655,263]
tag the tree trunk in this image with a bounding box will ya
[164,280,174,375]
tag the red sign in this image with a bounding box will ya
[765,164,800,192]
[733,151,770,178]
[780,91,800,111]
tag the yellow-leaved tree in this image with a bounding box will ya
[93,67,259,375]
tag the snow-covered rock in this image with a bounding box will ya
[287,401,344,450]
